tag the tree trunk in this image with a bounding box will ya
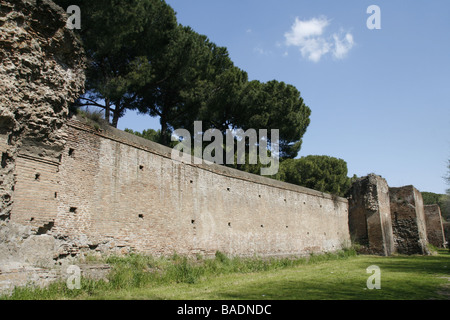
[105,98,111,124]
[160,115,169,146]
[111,105,121,128]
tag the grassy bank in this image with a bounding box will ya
[2,249,449,300]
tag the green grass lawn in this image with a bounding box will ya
[3,249,450,300]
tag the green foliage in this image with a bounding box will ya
[422,192,444,206]
[124,128,161,144]
[55,0,312,155]
[54,0,178,127]
[241,80,311,159]
[422,191,450,221]
[421,159,450,222]
[2,249,358,300]
[136,26,241,145]
[277,155,351,196]
[6,249,450,300]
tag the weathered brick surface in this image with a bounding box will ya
[34,119,352,258]
[347,174,394,256]
[389,186,429,255]
[10,155,60,229]
[0,0,85,217]
[424,205,446,248]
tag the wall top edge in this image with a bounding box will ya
[67,118,348,204]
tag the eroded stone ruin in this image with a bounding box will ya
[347,174,447,256]
[0,0,85,293]
[346,174,394,256]
[389,186,429,255]
[0,0,85,217]
[424,204,446,248]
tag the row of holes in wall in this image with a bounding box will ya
[52,209,332,237]
[190,219,332,235]
[56,150,326,214]
[66,148,315,206]
[31,209,330,237]
[64,151,323,208]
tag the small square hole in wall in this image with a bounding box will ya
[69,207,77,213]
[228,222,231,227]
[191,220,196,224]
[139,165,144,171]
[35,173,41,181]
[54,192,58,198]
[190,180,193,184]
[227,187,230,192]
[139,214,144,219]
[68,148,75,157]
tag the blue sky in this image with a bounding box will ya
[117,0,450,194]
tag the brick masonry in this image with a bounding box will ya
[424,204,446,248]
[346,174,394,256]
[389,186,429,255]
[35,119,351,258]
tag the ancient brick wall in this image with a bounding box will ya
[0,0,85,293]
[33,119,350,258]
[0,0,85,218]
[346,174,394,256]
[424,205,446,248]
[389,186,429,255]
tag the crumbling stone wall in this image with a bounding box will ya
[346,174,394,256]
[0,0,85,218]
[0,0,85,293]
[389,186,429,255]
[424,205,446,248]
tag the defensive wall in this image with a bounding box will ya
[10,118,351,258]
[424,204,447,248]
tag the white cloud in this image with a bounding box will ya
[284,16,354,62]
[299,37,331,63]
[285,16,330,47]
[332,33,354,59]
